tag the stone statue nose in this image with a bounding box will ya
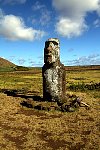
[46,47,52,54]
[47,46,52,50]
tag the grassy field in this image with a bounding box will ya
[0,67,100,150]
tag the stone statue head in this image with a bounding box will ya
[44,38,60,64]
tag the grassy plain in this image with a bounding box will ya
[0,67,100,150]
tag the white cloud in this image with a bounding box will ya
[56,17,88,38]
[37,56,43,61]
[32,1,45,11]
[29,60,41,67]
[32,1,51,26]
[64,54,100,65]
[0,8,3,18]
[0,0,26,5]
[18,58,26,65]
[53,0,100,38]
[8,55,16,61]
[53,0,99,15]
[93,19,100,27]
[40,10,51,26]
[0,11,46,41]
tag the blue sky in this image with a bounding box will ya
[0,0,100,67]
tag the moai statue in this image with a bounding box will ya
[42,38,66,105]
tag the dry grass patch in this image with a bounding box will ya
[0,68,100,150]
[0,91,100,150]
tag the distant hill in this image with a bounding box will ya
[65,65,100,71]
[0,57,15,67]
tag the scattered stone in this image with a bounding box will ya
[20,101,33,108]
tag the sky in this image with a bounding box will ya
[0,0,100,67]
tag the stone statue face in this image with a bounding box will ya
[44,38,60,64]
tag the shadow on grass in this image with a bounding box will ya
[2,89,43,102]
[1,89,59,111]
[20,100,61,112]
[20,101,34,108]
[1,89,85,112]
[2,89,48,110]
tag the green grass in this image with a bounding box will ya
[0,67,14,72]
[66,70,100,98]
[0,69,42,95]
[0,68,100,98]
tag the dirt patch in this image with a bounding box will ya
[39,130,68,150]
[18,109,46,117]
[0,75,100,150]
[4,133,27,149]
[68,142,85,150]
[82,130,91,135]
[86,117,94,122]
[39,114,63,120]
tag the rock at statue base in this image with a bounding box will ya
[42,38,66,105]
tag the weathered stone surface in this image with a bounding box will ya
[42,38,66,104]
